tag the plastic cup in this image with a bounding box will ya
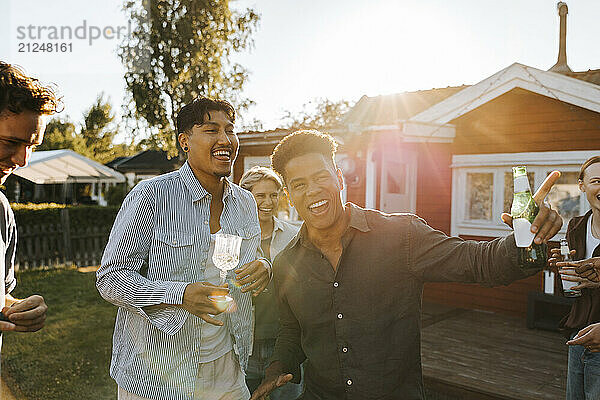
[560,276,582,297]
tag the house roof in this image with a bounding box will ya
[564,69,600,86]
[106,150,180,173]
[405,63,600,133]
[105,156,130,168]
[14,150,126,184]
[340,64,600,136]
[403,63,600,141]
[237,128,294,146]
[341,86,468,127]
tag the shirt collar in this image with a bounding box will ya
[179,161,237,202]
[289,202,371,249]
[273,216,286,233]
[346,203,371,233]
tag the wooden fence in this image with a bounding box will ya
[15,209,112,270]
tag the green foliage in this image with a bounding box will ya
[67,206,121,228]
[1,268,117,399]
[78,94,121,164]
[76,94,137,164]
[282,98,353,130]
[104,184,130,207]
[119,0,260,154]
[36,118,80,151]
[11,203,65,226]
[38,94,136,164]
[11,203,120,229]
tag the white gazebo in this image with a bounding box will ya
[11,150,125,206]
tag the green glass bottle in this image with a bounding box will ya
[510,166,547,269]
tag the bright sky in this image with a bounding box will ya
[2,0,600,137]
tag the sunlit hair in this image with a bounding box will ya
[0,61,61,116]
[239,166,283,192]
[175,96,236,135]
[271,130,338,182]
[579,156,600,181]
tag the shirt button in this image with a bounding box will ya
[337,313,343,319]
[333,282,339,288]
[342,346,348,353]
[172,240,177,245]
[204,220,209,225]
[346,379,353,386]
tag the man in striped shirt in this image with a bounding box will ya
[97,97,271,400]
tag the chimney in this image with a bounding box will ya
[549,2,572,73]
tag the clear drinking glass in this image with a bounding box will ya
[208,233,243,311]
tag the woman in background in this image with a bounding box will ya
[553,156,600,400]
[240,166,303,400]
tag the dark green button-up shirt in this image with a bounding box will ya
[271,203,537,400]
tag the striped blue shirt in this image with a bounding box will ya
[97,162,262,400]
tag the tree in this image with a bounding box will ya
[39,95,135,164]
[281,98,352,130]
[105,184,130,206]
[37,118,79,151]
[78,94,123,164]
[119,0,260,154]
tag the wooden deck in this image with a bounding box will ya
[421,302,568,400]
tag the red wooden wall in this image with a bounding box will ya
[451,88,600,154]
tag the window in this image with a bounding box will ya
[466,173,493,220]
[546,171,580,221]
[451,151,597,239]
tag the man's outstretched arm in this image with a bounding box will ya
[410,171,563,284]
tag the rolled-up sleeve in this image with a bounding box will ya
[96,183,190,335]
[408,215,540,285]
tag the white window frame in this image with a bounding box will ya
[451,150,599,240]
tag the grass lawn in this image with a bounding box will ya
[2,267,117,399]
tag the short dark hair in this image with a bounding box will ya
[271,130,338,182]
[175,96,236,135]
[579,156,600,181]
[0,61,61,116]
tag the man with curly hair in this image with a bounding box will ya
[251,130,564,400]
[0,61,55,357]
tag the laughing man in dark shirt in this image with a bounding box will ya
[250,130,563,400]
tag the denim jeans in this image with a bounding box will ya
[567,333,600,400]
